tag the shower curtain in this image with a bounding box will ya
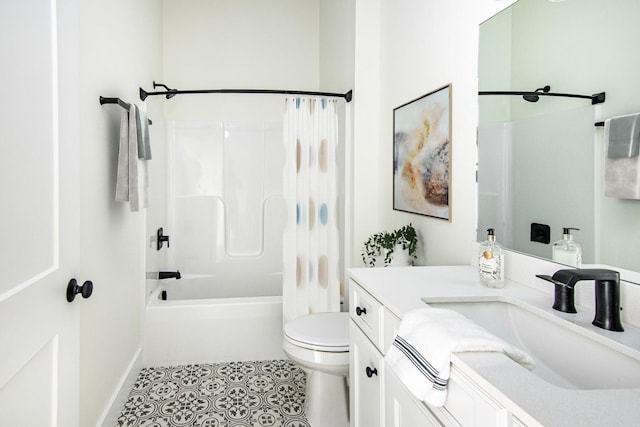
[283,97,340,323]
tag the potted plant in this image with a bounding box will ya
[361,223,418,267]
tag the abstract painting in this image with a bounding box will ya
[393,84,451,220]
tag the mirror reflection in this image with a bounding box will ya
[478,0,640,274]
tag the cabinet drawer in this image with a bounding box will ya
[350,280,384,351]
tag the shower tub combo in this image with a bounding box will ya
[144,120,287,366]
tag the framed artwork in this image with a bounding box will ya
[393,84,452,220]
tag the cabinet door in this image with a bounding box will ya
[385,362,444,427]
[350,322,383,427]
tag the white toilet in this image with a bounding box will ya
[283,312,350,427]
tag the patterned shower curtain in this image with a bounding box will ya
[283,97,340,323]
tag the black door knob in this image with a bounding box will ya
[366,366,378,378]
[356,306,367,316]
[66,279,93,302]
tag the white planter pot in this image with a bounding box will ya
[373,244,410,267]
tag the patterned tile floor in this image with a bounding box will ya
[116,360,311,427]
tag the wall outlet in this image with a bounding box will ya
[530,223,551,244]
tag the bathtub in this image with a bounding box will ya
[142,274,285,367]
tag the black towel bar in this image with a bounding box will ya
[99,96,152,125]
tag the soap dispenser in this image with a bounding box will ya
[552,227,582,267]
[478,228,505,288]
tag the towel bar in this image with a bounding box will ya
[99,96,152,125]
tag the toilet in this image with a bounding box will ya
[283,312,350,427]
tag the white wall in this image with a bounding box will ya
[319,0,355,94]
[78,1,162,425]
[319,0,355,294]
[161,0,320,122]
[351,0,381,265]
[351,0,515,266]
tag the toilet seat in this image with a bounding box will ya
[284,312,349,353]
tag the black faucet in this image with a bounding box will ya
[536,269,623,332]
[158,270,181,280]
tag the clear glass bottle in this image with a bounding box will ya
[478,228,505,288]
[552,227,582,267]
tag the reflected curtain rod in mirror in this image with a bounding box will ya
[479,89,605,105]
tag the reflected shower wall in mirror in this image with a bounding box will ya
[478,0,640,274]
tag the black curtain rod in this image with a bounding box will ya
[99,96,152,124]
[478,90,605,105]
[139,85,353,103]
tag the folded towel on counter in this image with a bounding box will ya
[115,104,150,211]
[385,308,535,407]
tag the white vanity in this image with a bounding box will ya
[348,265,640,427]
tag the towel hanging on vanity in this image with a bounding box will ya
[115,104,150,211]
[385,308,534,407]
[604,113,640,199]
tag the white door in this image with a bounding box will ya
[0,0,80,426]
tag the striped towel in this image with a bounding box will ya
[385,308,535,407]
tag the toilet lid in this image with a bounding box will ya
[284,312,350,350]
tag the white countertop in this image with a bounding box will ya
[348,265,640,427]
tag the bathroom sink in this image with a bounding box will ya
[422,297,640,390]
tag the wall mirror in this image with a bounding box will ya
[477,0,640,281]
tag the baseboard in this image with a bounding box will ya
[96,347,142,427]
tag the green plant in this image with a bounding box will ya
[361,223,418,267]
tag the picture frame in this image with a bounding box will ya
[393,84,452,221]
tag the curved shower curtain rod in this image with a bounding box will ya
[478,89,605,105]
[140,81,353,103]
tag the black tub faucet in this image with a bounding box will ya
[536,269,623,332]
[158,270,181,280]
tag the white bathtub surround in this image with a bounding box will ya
[146,121,287,367]
[166,120,285,295]
[283,97,341,322]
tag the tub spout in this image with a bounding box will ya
[158,270,181,280]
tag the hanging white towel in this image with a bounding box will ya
[604,113,640,199]
[385,308,535,407]
[115,104,150,211]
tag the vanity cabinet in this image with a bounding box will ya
[349,278,514,427]
[350,280,440,427]
[349,280,385,427]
